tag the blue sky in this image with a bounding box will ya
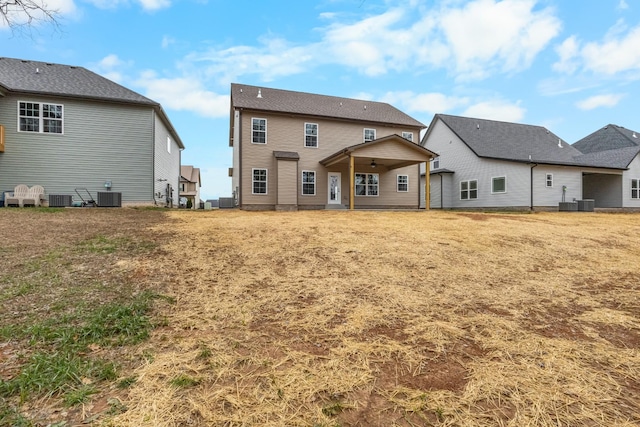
[3,0,640,200]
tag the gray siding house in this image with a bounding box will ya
[420,114,638,210]
[0,57,184,207]
[230,84,437,211]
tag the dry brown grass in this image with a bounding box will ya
[2,208,640,426]
[114,209,640,426]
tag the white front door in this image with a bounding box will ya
[328,172,341,204]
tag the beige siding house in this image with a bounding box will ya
[229,84,437,210]
[179,165,201,209]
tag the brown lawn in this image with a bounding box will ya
[1,208,639,426]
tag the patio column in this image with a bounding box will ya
[425,160,430,210]
[349,155,355,210]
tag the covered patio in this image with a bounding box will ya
[319,135,437,210]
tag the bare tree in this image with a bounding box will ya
[0,0,60,35]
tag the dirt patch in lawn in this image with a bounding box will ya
[2,209,640,426]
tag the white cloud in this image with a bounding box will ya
[554,21,640,77]
[138,0,171,11]
[135,70,229,118]
[84,0,170,11]
[553,36,580,74]
[462,100,525,122]
[380,91,469,115]
[575,94,624,110]
[617,0,629,10]
[162,35,175,49]
[183,0,561,84]
[0,0,78,29]
[439,0,561,80]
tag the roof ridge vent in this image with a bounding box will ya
[257,89,262,98]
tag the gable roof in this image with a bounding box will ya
[424,114,634,170]
[230,83,425,128]
[429,114,581,165]
[0,57,156,105]
[180,165,201,185]
[0,57,185,149]
[573,124,640,154]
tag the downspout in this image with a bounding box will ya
[530,163,538,211]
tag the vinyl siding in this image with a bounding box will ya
[0,94,155,204]
[236,109,423,208]
[532,166,583,207]
[154,112,181,206]
[276,159,298,205]
[623,155,640,208]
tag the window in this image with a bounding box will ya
[302,171,316,195]
[633,179,639,199]
[432,156,440,170]
[402,131,413,141]
[252,168,267,194]
[364,128,376,142]
[546,174,553,187]
[492,176,506,193]
[397,175,408,192]
[355,173,379,196]
[167,136,171,153]
[252,118,267,144]
[305,123,318,148]
[461,180,478,200]
[19,101,63,134]
[180,183,185,192]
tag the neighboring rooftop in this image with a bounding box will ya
[230,83,426,128]
[0,57,157,105]
[180,165,201,184]
[429,114,640,170]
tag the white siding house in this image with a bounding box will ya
[421,115,635,210]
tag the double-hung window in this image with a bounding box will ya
[432,156,440,170]
[461,180,478,200]
[355,173,379,196]
[305,123,318,148]
[19,101,63,134]
[632,179,639,199]
[402,131,413,141]
[492,176,506,194]
[397,175,408,192]
[302,171,316,195]
[364,128,376,142]
[252,118,267,144]
[546,174,553,187]
[252,168,267,194]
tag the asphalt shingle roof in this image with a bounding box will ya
[0,57,157,105]
[435,114,581,164]
[432,114,639,170]
[231,83,425,128]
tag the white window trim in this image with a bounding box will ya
[546,173,553,188]
[397,174,409,192]
[251,118,267,144]
[364,128,376,143]
[402,131,413,141]
[252,168,268,195]
[302,170,316,196]
[167,136,171,153]
[17,101,64,135]
[460,179,478,200]
[491,176,507,194]
[304,123,318,148]
[432,156,440,170]
[632,178,639,199]
[355,172,379,197]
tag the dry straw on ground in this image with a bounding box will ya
[109,209,639,427]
